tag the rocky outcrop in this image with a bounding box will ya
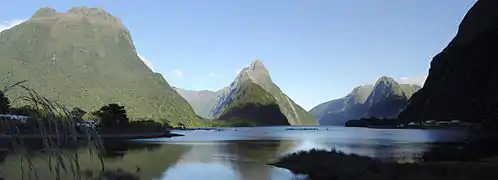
[399,0,498,121]
[311,77,421,125]
[210,60,317,125]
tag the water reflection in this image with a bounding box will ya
[0,126,491,180]
[155,139,299,179]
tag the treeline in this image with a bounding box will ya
[0,84,178,134]
[345,117,406,127]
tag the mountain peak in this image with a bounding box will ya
[30,6,123,28]
[32,7,58,18]
[67,6,114,20]
[373,76,399,89]
[365,76,405,104]
[236,59,271,83]
[376,76,396,83]
[248,59,267,71]
[449,0,498,47]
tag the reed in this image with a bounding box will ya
[0,81,105,180]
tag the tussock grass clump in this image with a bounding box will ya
[270,149,498,180]
[0,81,106,180]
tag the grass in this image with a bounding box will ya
[0,81,144,180]
[270,149,498,180]
[0,83,106,180]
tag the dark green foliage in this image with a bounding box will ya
[71,107,86,122]
[212,60,316,125]
[0,7,201,126]
[216,81,289,126]
[219,103,289,126]
[0,84,105,180]
[122,119,171,133]
[10,106,37,117]
[0,91,10,114]
[229,120,257,127]
[271,149,498,180]
[206,119,256,127]
[94,103,129,128]
[345,117,405,127]
[97,169,140,180]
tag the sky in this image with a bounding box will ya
[0,0,478,110]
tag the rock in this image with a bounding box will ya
[399,0,498,121]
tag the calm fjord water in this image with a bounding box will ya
[0,126,468,180]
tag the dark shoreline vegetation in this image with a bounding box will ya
[270,148,498,180]
[0,81,181,179]
[345,117,477,130]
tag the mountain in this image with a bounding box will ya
[399,0,498,122]
[209,60,317,126]
[0,7,201,126]
[310,76,421,125]
[173,87,222,119]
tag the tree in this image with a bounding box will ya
[94,103,129,128]
[71,107,87,122]
[10,106,37,117]
[0,91,10,114]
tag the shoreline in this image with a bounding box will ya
[0,131,184,140]
[269,149,498,180]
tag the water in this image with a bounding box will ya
[0,126,470,180]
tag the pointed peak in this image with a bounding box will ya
[375,76,397,85]
[248,59,266,70]
[378,76,395,81]
[236,59,272,84]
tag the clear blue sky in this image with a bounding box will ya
[0,0,477,110]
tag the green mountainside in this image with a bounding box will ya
[0,7,201,126]
[310,76,421,125]
[217,81,289,126]
[210,60,317,125]
[173,87,223,119]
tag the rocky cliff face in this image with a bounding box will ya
[311,77,421,125]
[399,0,498,121]
[210,60,317,125]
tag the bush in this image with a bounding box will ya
[0,91,10,114]
[93,103,129,128]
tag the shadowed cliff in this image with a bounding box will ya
[399,0,498,122]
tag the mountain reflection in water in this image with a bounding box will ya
[0,126,492,180]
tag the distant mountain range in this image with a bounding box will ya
[0,7,201,126]
[176,60,317,126]
[173,87,222,119]
[310,76,421,126]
